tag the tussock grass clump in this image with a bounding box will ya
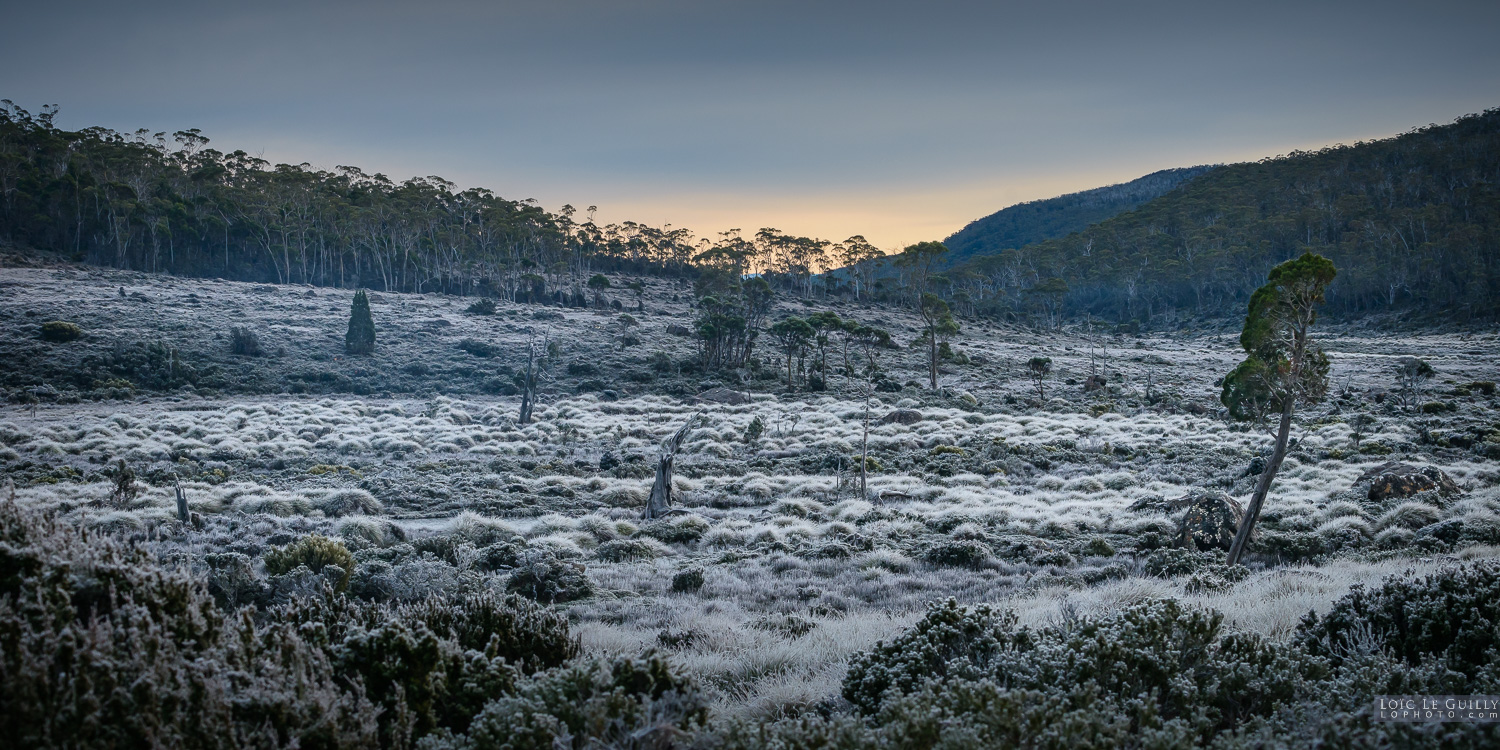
[316,488,384,516]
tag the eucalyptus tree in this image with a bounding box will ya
[918,293,959,390]
[1221,253,1337,566]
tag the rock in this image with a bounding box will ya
[880,409,923,425]
[665,323,693,337]
[1172,490,1245,552]
[1358,462,1460,502]
[697,387,750,405]
[1083,374,1107,393]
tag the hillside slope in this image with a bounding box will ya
[942,166,1213,266]
[950,109,1500,322]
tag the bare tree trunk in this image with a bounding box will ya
[175,480,189,523]
[643,413,701,520]
[929,331,938,390]
[518,334,545,424]
[1227,399,1294,565]
[861,386,871,500]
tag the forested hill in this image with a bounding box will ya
[941,166,1213,267]
[950,108,1500,322]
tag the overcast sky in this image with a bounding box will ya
[6,0,1499,249]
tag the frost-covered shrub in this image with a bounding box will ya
[263,534,355,592]
[203,551,269,608]
[228,325,262,356]
[424,654,706,750]
[671,567,706,593]
[845,598,1315,741]
[639,514,710,544]
[1298,561,1500,688]
[922,539,991,569]
[506,554,594,603]
[595,538,662,562]
[0,498,383,747]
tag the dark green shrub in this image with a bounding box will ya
[671,567,706,593]
[345,290,375,355]
[458,338,497,358]
[228,325,262,356]
[1083,535,1117,557]
[594,538,659,562]
[506,555,594,603]
[39,320,83,342]
[465,297,497,315]
[922,539,991,569]
[1297,561,1500,687]
[1473,381,1498,396]
[427,654,705,750]
[263,534,355,592]
[845,598,1316,741]
[639,515,709,544]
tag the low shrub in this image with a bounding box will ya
[39,320,83,342]
[263,534,356,592]
[671,567,706,593]
[458,338,498,358]
[594,538,661,562]
[228,325,262,356]
[465,298,497,315]
[639,515,710,544]
[922,539,992,569]
[424,654,706,750]
[506,554,594,603]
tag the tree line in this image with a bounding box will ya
[0,101,886,300]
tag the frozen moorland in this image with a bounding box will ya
[3,264,1500,728]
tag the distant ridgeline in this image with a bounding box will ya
[947,109,1500,322]
[941,166,1214,268]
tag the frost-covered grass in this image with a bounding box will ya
[4,265,1500,719]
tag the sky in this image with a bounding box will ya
[5,0,1500,250]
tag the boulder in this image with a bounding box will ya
[1172,490,1245,552]
[1358,462,1460,502]
[665,323,693,337]
[1083,374,1107,393]
[880,409,923,425]
[697,387,751,405]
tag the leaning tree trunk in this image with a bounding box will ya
[643,413,701,520]
[1227,399,1295,565]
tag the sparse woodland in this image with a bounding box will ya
[3,101,1500,749]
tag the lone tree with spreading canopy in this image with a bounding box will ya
[769,316,815,390]
[345,290,375,355]
[1221,252,1337,565]
[918,293,960,390]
